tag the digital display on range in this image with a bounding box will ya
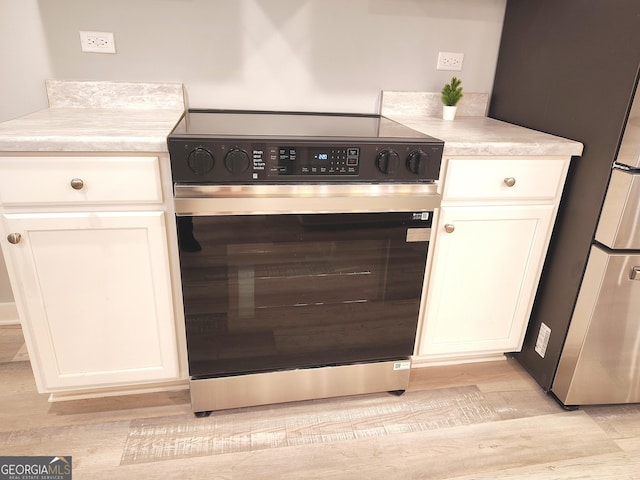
[266,146,359,176]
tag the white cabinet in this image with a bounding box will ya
[416,156,571,362]
[0,155,182,394]
[0,156,163,206]
[420,205,553,356]
[441,157,567,202]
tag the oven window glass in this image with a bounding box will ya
[177,213,431,378]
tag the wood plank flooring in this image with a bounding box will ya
[2,324,640,479]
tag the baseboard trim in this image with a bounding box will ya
[47,380,189,402]
[0,302,19,326]
[412,353,507,368]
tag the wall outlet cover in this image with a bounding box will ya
[437,52,464,71]
[79,31,116,54]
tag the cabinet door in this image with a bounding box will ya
[418,205,554,358]
[2,211,179,391]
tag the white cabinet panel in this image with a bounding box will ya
[0,156,162,206]
[2,211,179,391]
[443,158,566,202]
[419,204,554,358]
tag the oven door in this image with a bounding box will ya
[174,184,439,379]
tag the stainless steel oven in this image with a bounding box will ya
[168,110,443,415]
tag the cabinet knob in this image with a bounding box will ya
[504,177,516,187]
[7,233,22,244]
[444,224,455,233]
[70,178,85,190]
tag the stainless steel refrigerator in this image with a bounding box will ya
[552,93,640,405]
[489,0,640,406]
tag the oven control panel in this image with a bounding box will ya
[169,141,443,183]
[260,146,360,177]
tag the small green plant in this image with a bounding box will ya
[441,77,463,106]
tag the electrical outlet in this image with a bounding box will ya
[79,31,116,54]
[437,52,464,71]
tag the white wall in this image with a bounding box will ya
[0,0,53,304]
[0,1,51,122]
[38,0,506,113]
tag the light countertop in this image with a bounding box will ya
[388,114,584,157]
[0,107,184,153]
[0,80,185,153]
[380,91,583,157]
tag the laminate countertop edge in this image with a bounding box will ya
[387,114,584,157]
[0,107,184,153]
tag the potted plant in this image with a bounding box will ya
[441,76,463,120]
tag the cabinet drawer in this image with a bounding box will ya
[0,156,163,206]
[443,158,567,202]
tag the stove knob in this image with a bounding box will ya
[406,149,429,175]
[224,148,250,175]
[187,147,215,175]
[375,150,399,175]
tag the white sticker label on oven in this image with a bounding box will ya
[535,322,552,358]
[393,361,411,371]
[406,228,431,243]
[412,212,431,221]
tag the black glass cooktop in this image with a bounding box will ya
[170,109,439,142]
[168,109,444,184]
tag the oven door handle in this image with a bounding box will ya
[174,183,441,215]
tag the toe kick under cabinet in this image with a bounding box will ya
[0,155,183,397]
[416,156,571,364]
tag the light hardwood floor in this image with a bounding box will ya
[2,323,640,479]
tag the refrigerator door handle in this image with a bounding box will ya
[630,266,640,280]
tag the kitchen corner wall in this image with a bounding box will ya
[0,0,506,305]
[37,0,506,113]
[0,1,52,124]
[0,0,53,305]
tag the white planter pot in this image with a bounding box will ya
[442,105,457,121]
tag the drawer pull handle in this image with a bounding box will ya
[7,233,22,245]
[70,178,85,190]
[631,267,640,281]
[504,177,516,187]
[444,224,455,233]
